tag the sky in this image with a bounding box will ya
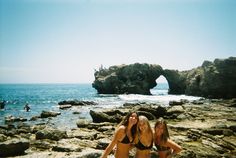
[0,0,235,83]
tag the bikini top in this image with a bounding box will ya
[135,139,153,150]
[120,134,133,144]
[155,143,170,151]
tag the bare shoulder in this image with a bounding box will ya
[114,125,126,139]
[116,125,126,134]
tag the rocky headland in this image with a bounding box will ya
[1,57,236,157]
[0,98,235,158]
[92,57,236,98]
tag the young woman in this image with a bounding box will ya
[134,115,153,158]
[100,111,139,158]
[153,117,182,158]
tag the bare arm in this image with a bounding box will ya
[100,127,122,158]
[166,139,182,158]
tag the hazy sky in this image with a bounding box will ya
[0,0,235,83]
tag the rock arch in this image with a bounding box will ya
[92,57,236,98]
[92,63,184,95]
[150,75,169,95]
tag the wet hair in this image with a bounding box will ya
[120,111,139,140]
[154,117,169,143]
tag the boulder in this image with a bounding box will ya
[35,127,67,141]
[90,110,120,123]
[40,110,61,118]
[0,138,29,157]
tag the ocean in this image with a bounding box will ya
[0,83,200,129]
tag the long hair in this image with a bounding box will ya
[135,115,153,144]
[138,115,152,135]
[119,111,139,140]
[154,117,169,143]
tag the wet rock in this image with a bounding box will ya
[0,138,29,157]
[90,110,119,123]
[40,110,61,118]
[192,100,204,105]
[58,100,97,106]
[136,105,167,118]
[59,104,72,109]
[169,100,184,106]
[5,115,27,123]
[30,115,41,121]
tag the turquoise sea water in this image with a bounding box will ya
[0,83,200,129]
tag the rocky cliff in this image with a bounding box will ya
[92,57,236,98]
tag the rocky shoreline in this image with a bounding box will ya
[0,98,236,158]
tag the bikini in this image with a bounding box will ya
[135,139,153,150]
[120,134,133,144]
[155,143,170,151]
[135,133,153,150]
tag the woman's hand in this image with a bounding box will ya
[112,146,117,153]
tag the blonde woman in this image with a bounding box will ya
[100,112,139,158]
[134,115,153,158]
[153,117,182,158]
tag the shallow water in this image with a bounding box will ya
[0,83,201,129]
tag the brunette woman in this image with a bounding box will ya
[153,117,182,158]
[100,111,139,158]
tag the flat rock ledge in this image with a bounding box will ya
[0,98,235,158]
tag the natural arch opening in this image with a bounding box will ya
[151,75,169,95]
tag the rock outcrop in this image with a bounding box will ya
[92,57,236,98]
[93,63,163,95]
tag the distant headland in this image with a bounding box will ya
[92,57,236,99]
